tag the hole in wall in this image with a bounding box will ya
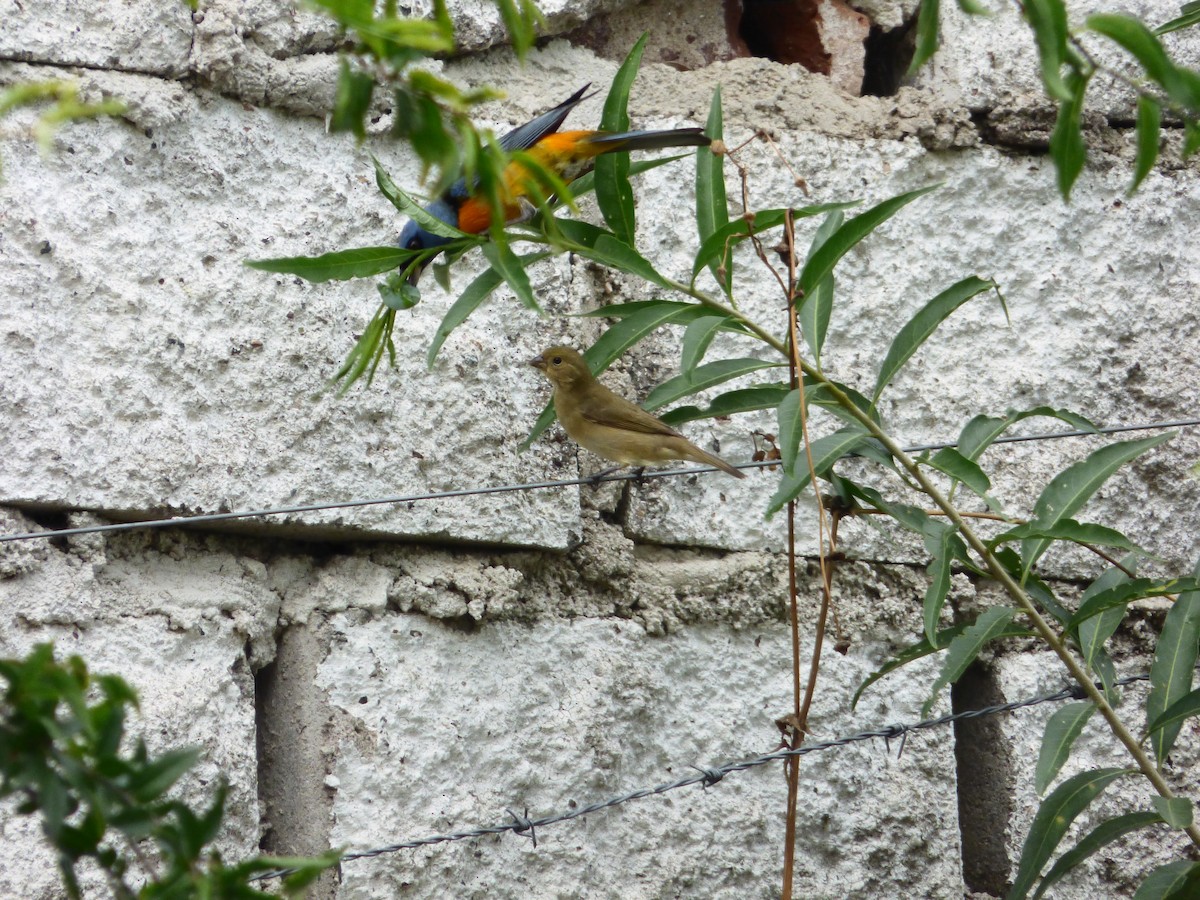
[951,661,1015,897]
[735,0,833,74]
[860,19,917,96]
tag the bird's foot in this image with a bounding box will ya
[588,465,624,484]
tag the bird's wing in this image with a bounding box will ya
[444,85,593,203]
[499,84,594,152]
[577,388,682,437]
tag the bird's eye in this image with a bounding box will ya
[406,236,422,251]
[552,356,562,365]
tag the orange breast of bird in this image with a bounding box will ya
[455,130,605,235]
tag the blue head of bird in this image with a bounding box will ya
[398,197,460,285]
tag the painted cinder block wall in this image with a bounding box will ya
[1,0,1198,896]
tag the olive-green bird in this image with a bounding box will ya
[529,346,746,479]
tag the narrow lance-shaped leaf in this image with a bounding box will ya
[1086,14,1196,106]
[1035,701,1096,794]
[594,34,647,246]
[373,155,467,239]
[929,447,992,500]
[873,276,997,403]
[246,247,416,283]
[330,58,375,139]
[1024,0,1073,101]
[680,315,730,377]
[1132,860,1200,899]
[644,358,784,410]
[923,523,957,646]
[800,185,940,297]
[1048,67,1091,200]
[958,406,1098,461]
[1007,768,1131,900]
[908,0,941,74]
[1146,689,1200,741]
[990,519,1150,558]
[1032,811,1165,899]
[1155,0,1200,35]
[923,607,1017,718]
[1021,432,1173,576]
[480,241,539,312]
[777,389,802,475]
[767,429,868,518]
[1152,796,1194,830]
[1146,559,1200,765]
[851,617,1034,709]
[799,210,843,365]
[1069,576,1200,630]
[1074,560,1134,668]
[1131,95,1162,195]
[660,384,790,426]
[696,86,730,292]
[427,252,551,366]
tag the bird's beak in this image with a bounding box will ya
[406,261,427,286]
[528,354,545,370]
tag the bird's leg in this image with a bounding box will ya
[632,466,648,487]
[588,465,625,484]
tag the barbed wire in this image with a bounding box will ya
[253,672,1150,881]
[2,417,1197,546]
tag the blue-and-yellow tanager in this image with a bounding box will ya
[397,84,711,281]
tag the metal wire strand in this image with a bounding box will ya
[251,672,1151,882]
[2,418,1197,545]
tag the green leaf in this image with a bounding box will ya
[1048,67,1091,200]
[1069,577,1200,630]
[799,210,843,365]
[1024,0,1073,101]
[774,388,802,475]
[766,428,868,517]
[908,0,941,74]
[1147,689,1200,742]
[659,384,791,426]
[680,315,730,377]
[579,234,673,289]
[1152,796,1194,829]
[644,358,784,411]
[842,481,934,535]
[872,276,997,403]
[1088,14,1199,108]
[1021,433,1173,576]
[1134,860,1200,899]
[696,87,730,293]
[246,247,415,283]
[128,747,201,803]
[1035,701,1096,794]
[923,607,1017,717]
[480,241,539,312]
[372,156,467,239]
[569,154,690,200]
[426,252,551,366]
[1155,0,1200,35]
[1147,563,1200,763]
[1032,811,1164,899]
[799,185,939,298]
[1131,96,1162,195]
[850,619,1034,709]
[330,59,375,139]
[691,203,856,285]
[991,519,1148,557]
[928,447,992,499]
[923,524,957,646]
[1007,768,1131,899]
[1186,121,1200,159]
[958,406,1097,461]
[1075,562,1135,674]
[594,34,646,245]
[377,272,421,310]
[494,0,541,59]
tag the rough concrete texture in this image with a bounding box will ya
[315,611,961,899]
[3,0,1200,897]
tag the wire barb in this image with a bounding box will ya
[249,671,1155,883]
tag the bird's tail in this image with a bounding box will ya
[686,444,747,479]
[586,128,711,153]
